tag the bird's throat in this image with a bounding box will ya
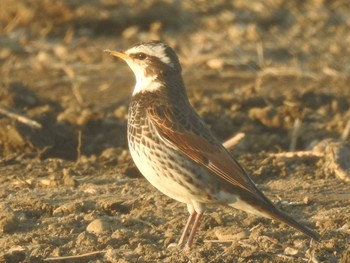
[132,75,163,95]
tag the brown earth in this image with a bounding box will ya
[1,0,350,262]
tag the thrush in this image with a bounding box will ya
[105,41,319,249]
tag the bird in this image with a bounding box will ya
[105,41,319,250]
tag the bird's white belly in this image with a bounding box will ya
[129,143,195,204]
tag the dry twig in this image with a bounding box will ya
[0,107,42,129]
[290,118,302,152]
[76,129,82,164]
[269,151,324,158]
[255,67,318,90]
[341,118,350,141]
[223,133,245,150]
[256,41,265,68]
[44,250,106,262]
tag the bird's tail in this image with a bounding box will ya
[230,196,320,241]
[265,205,320,241]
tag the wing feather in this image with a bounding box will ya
[147,105,260,195]
[147,104,320,241]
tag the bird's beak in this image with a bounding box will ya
[104,49,129,60]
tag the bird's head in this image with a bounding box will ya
[106,41,183,95]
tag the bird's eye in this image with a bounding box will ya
[135,53,146,60]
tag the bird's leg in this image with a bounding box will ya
[184,213,203,250]
[178,212,196,247]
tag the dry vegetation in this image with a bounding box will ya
[1,0,350,262]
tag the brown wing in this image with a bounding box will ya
[147,104,320,242]
[147,104,261,196]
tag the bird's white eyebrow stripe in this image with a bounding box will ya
[126,45,173,66]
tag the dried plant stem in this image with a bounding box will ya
[76,129,82,163]
[341,118,350,141]
[289,118,302,152]
[223,133,245,149]
[270,151,324,158]
[44,250,106,262]
[0,107,42,129]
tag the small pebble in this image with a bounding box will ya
[86,218,110,234]
[284,247,299,255]
[207,58,224,69]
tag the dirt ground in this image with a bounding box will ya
[1,0,350,262]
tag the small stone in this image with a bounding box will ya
[53,203,78,216]
[53,44,68,59]
[284,247,299,255]
[207,58,225,69]
[36,50,51,63]
[86,218,110,234]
